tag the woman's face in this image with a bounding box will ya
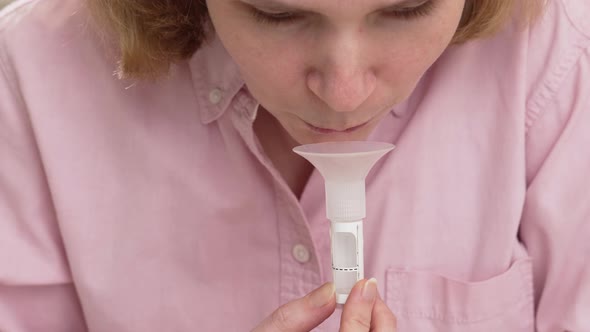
[207,0,466,144]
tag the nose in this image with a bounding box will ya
[306,33,376,113]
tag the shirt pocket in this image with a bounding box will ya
[384,258,535,332]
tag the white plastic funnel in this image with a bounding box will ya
[293,141,394,303]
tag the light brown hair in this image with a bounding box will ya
[88,0,544,79]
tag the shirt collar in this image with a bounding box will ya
[189,34,245,124]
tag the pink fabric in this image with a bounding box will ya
[0,0,589,331]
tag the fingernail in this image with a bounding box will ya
[362,278,378,301]
[309,282,335,308]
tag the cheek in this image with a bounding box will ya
[242,56,301,92]
[229,41,306,103]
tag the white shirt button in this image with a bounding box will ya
[208,88,223,104]
[292,244,311,263]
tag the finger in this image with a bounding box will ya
[370,295,397,332]
[252,282,336,332]
[339,278,378,332]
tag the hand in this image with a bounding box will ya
[252,278,397,332]
[338,278,397,332]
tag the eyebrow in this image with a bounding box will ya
[239,0,428,13]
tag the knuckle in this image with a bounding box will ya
[270,305,296,331]
[341,315,372,331]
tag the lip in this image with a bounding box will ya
[305,120,370,134]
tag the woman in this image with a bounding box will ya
[0,0,588,330]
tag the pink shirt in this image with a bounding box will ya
[1,0,589,331]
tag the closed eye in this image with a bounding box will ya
[381,0,436,19]
[247,0,437,26]
[249,7,305,25]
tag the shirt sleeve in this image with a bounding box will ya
[0,39,87,331]
[521,45,590,331]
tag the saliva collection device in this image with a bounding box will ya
[293,141,394,304]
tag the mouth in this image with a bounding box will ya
[304,120,371,134]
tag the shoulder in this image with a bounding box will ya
[0,0,111,80]
[0,0,39,32]
[523,0,590,183]
[428,0,589,183]
[0,0,43,108]
[0,0,85,43]
[431,0,589,104]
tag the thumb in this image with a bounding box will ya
[252,282,336,332]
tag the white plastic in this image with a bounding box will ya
[293,141,394,303]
